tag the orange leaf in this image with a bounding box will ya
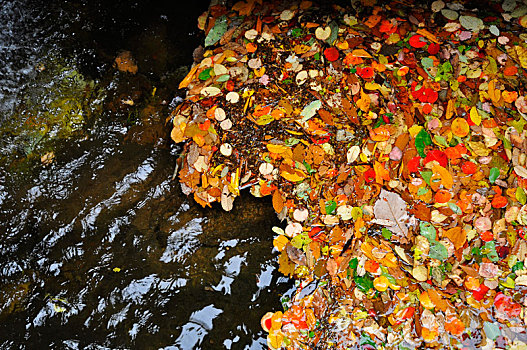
[364,14,382,28]
[444,227,466,250]
[503,65,518,76]
[356,89,371,112]
[374,161,390,184]
[434,189,452,203]
[419,290,435,309]
[464,276,480,291]
[432,164,453,189]
[370,125,391,141]
[178,65,199,89]
[491,195,508,208]
[364,260,380,273]
[422,327,439,342]
[445,99,455,119]
[272,189,285,213]
[445,317,465,335]
[246,42,258,53]
[502,90,518,103]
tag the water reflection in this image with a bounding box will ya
[0,123,292,348]
[0,0,292,347]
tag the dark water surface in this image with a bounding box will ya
[0,0,292,348]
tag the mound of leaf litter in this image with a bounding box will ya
[170,0,527,348]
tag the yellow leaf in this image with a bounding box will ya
[432,164,453,189]
[451,117,470,137]
[422,327,439,342]
[409,125,423,137]
[488,79,502,104]
[470,107,481,125]
[281,169,306,182]
[373,276,389,292]
[515,45,527,69]
[278,250,296,276]
[446,99,455,119]
[356,89,371,112]
[267,144,291,154]
[255,114,274,125]
[293,44,312,54]
[364,82,381,90]
[178,65,199,89]
[271,311,283,330]
[268,331,284,349]
[351,49,372,58]
[273,235,289,251]
[419,290,435,309]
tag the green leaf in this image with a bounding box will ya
[415,129,432,157]
[204,15,228,47]
[382,228,392,240]
[420,221,436,241]
[354,274,373,293]
[417,187,429,196]
[429,241,448,260]
[484,241,499,262]
[349,257,358,271]
[434,135,448,147]
[489,167,500,184]
[516,187,526,205]
[327,21,339,45]
[216,74,230,82]
[325,200,337,215]
[512,261,525,273]
[300,100,322,122]
[285,137,300,147]
[420,171,433,185]
[448,202,462,215]
[199,67,212,81]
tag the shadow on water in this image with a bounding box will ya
[0,0,293,348]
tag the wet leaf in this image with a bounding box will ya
[372,190,409,236]
[205,15,227,47]
[489,167,500,184]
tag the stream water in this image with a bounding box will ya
[0,0,292,348]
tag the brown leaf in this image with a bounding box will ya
[326,258,338,276]
[318,109,334,126]
[410,202,431,221]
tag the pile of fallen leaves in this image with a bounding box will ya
[170,0,527,348]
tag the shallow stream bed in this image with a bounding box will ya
[0,0,292,348]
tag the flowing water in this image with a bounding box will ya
[0,0,292,348]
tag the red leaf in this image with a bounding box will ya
[472,284,489,301]
[409,34,427,48]
[427,43,440,55]
[357,66,374,79]
[408,156,421,173]
[364,168,376,182]
[324,47,339,62]
[461,161,478,174]
[424,150,447,167]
